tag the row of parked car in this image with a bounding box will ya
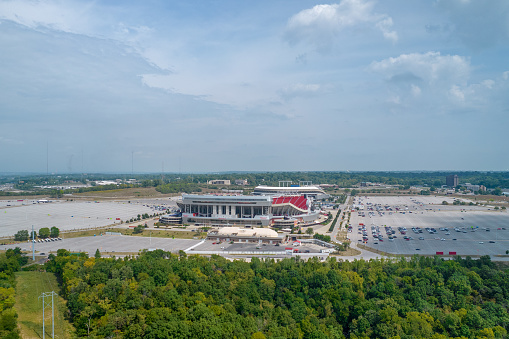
[31,237,63,243]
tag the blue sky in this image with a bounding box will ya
[1,0,508,173]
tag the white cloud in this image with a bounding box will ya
[503,71,509,80]
[0,0,95,34]
[278,83,321,100]
[284,0,397,52]
[370,52,470,86]
[370,51,508,111]
[449,85,465,102]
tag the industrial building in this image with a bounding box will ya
[207,180,231,185]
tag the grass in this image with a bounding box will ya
[70,187,167,199]
[14,271,74,339]
[2,227,206,248]
[335,247,361,256]
[60,227,206,240]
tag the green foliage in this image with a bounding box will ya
[50,226,60,238]
[313,233,331,242]
[46,252,509,339]
[320,213,333,225]
[13,230,29,242]
[329,209,341,232]
[133,225,144,234]
[0,249,25,338]
[38,227,50,239]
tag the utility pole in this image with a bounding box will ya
[39,291,58,338]
[32,225,35,261]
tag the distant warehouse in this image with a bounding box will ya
[207,180,230,185]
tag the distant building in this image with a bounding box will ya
[464,183,482,192]
[235,179,249,186]
[207,180,231,186]
[446,175,458,187]
[207,227,283,244]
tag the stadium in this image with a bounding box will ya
[177,193,321,227]
[253,183,329,200]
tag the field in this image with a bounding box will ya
[14,271,74,339]
[71,187,171,199]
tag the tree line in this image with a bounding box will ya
[43,250,509,338]
[14,227,60,241]
[0,248,28,339]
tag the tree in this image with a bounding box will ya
[95,249,101,259]
[14,230,29,242]
[38,227,50,239]
[50,226,60,238]
[306,228,314,235]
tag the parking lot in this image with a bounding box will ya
[191,241,322,254]
[0,199,176,237]
[349,196,509,256]
[0,235,200,255]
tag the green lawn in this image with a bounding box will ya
[14,271,74,339]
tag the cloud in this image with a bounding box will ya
[435,0,509,50]
[449,85,465,102]
[278,83,321,100]
[370,51,507,112]
[370,51,470,86]
[0,0,95,34]
[284,0,397,52]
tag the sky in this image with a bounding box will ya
[1,0,508,173]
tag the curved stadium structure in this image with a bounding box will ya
[177,193,320,226]
[253,185,329,200]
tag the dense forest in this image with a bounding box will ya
[0,248,27,339]
[45,250,509,338]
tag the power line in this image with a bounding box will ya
[39,291,58,339]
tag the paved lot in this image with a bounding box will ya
[349,195,509,256]
[0,199,176,237]
[190,239,329,254]
[0,235,200,255]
